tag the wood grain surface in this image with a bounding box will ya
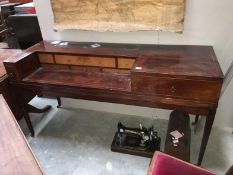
[0,95,44,175]
[0,49,22,78]
[0,49,23,120]
[3,40,224,165]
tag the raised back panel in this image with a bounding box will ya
[38,53,136,74]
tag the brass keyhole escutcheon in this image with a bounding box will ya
[170,85,176,93]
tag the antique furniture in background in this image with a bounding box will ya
[8,14,43,49]
[0,6,8,43]
[0,48,22,120]
[0,1,21,48]
[4,41,223,165]
[0,94,44,175]
[0,1,42,49]
[0,2,20,16]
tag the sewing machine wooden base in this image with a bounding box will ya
[111,133,155,158]
[4,41,223,165]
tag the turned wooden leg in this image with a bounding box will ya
[57,97,61,108]
[23,110,35,137]
[26,104,51,113]
[198,109,216,165]
[192,115,199,125]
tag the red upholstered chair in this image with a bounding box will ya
[147,152,216,175]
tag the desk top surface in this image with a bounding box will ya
[0,95,43,174]
[0,49,22,78]
[4,41,223,79]
[27,41,223,79]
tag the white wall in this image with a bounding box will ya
[34,0,233,128]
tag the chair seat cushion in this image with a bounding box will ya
[148,152,216,175]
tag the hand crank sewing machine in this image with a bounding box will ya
[111,122,161,157]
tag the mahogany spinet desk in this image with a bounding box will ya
[3,41,223,165]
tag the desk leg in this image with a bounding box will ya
[26,104,51,113]
[198,109,216,165]
[192,115,199,125]
[57,97,61,108]
[23,109,35,137]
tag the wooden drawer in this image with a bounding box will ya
[131,75,222,102]
[55,54,116,68]
[38,53,54,64]
[118,58,135,69]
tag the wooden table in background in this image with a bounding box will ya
[0,94,44,175]
[0,49,22,120]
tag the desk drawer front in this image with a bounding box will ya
[38,53,54,64]
[118,58,135,69]
[132,76,221,102]
[55,55,116,68]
